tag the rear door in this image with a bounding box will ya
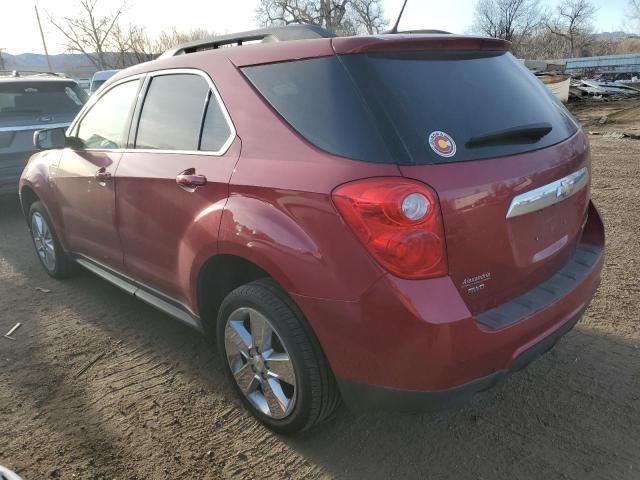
[0,80,86,192]
[55,78,142,268]
[116,70,238,304]
[340,50,589,314]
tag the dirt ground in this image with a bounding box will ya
[1,101,639,480]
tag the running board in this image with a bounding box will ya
[74,257,203,332]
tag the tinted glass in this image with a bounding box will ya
[90,79,107,92]
[243,57,393,163]
[0,81,87,121]
[200,93,232,151]
[76,79,140,149]
[244,52,579,165]
[136,74,209,151]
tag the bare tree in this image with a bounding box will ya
[48,0,124,70]
[153,27,215,53]
[471,0,543,50]
[629,0,640,32]
[351,0,387,34]
[110,24,156,67]
[256,0,388,36]
[546,0,597,57]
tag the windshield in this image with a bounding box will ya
[0,81,88,121]
[243,51,579,165]
[91,79,108,92]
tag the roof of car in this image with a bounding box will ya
[0,71,76,83]
[106,27,510,88]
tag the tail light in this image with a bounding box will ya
[332,178,448,279]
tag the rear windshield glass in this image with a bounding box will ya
[0,81,87,120]
[243,51,578,165]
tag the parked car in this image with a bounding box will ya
[19,26,604,433]
[89,69,119,94]
[75,77,91,93]
[0,71,87,195]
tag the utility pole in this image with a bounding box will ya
[34,4,53,72]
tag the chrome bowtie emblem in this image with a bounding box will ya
[556,180,571,199]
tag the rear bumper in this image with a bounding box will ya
[337,307,584,411]
[293,202,604,410]
[0,150,33,195]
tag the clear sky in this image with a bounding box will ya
[0,0,631,55]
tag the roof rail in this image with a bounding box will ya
[0,70,70,78]
[160,24,336,58]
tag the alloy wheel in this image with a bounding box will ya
[224,307,297,419]
[31,212,56,272]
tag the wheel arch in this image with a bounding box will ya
[19,185,39,222]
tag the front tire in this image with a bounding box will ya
[217,279,339,433]
[29,201,76,278]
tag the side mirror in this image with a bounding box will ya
[33,128,66,150]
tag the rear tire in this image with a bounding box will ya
[217,278,339,433]
[28,201,76,279]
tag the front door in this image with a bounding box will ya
[55,78,142,268]
[115,71,238,304]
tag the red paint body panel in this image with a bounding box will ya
[331,35,510,55]
[55,149,123,268]
[115,140,241,308]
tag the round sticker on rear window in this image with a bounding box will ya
[428,131,456,158]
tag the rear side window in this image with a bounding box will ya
[0,81,87,120]
[243,57,393,163]
[243,52,579,165]
[135,74,209,151]
[200,93,232,152]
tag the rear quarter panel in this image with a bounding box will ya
[207,55,400,301]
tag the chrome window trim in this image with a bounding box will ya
[133,68,236,156]
[0,122,71,132]
[506,167,589,219]
[67,69,236,156]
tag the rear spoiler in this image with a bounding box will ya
[331,35,511,55]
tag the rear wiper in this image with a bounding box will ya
[466,122,552,148]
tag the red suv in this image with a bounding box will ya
[20,26,604,433]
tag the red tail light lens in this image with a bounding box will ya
[332,178,448,279]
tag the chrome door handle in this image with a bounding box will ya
[95,167,112,182]
[176,168,207,191]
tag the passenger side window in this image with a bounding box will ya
[200,92,232,151]
[135,74,209,151]
[76,80,140,149]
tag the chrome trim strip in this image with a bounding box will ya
[68,68,236,157]
[74,255,203,332]
[506,167,589,219]
[0,122,70,133]
[135,290,201,330]
[76,258,137,295]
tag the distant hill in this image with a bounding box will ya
[593,31,640,40]
[0,51,152,78]
[1,52,98,78]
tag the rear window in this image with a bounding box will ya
[243,51,579,165]
[0,81,87,120]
